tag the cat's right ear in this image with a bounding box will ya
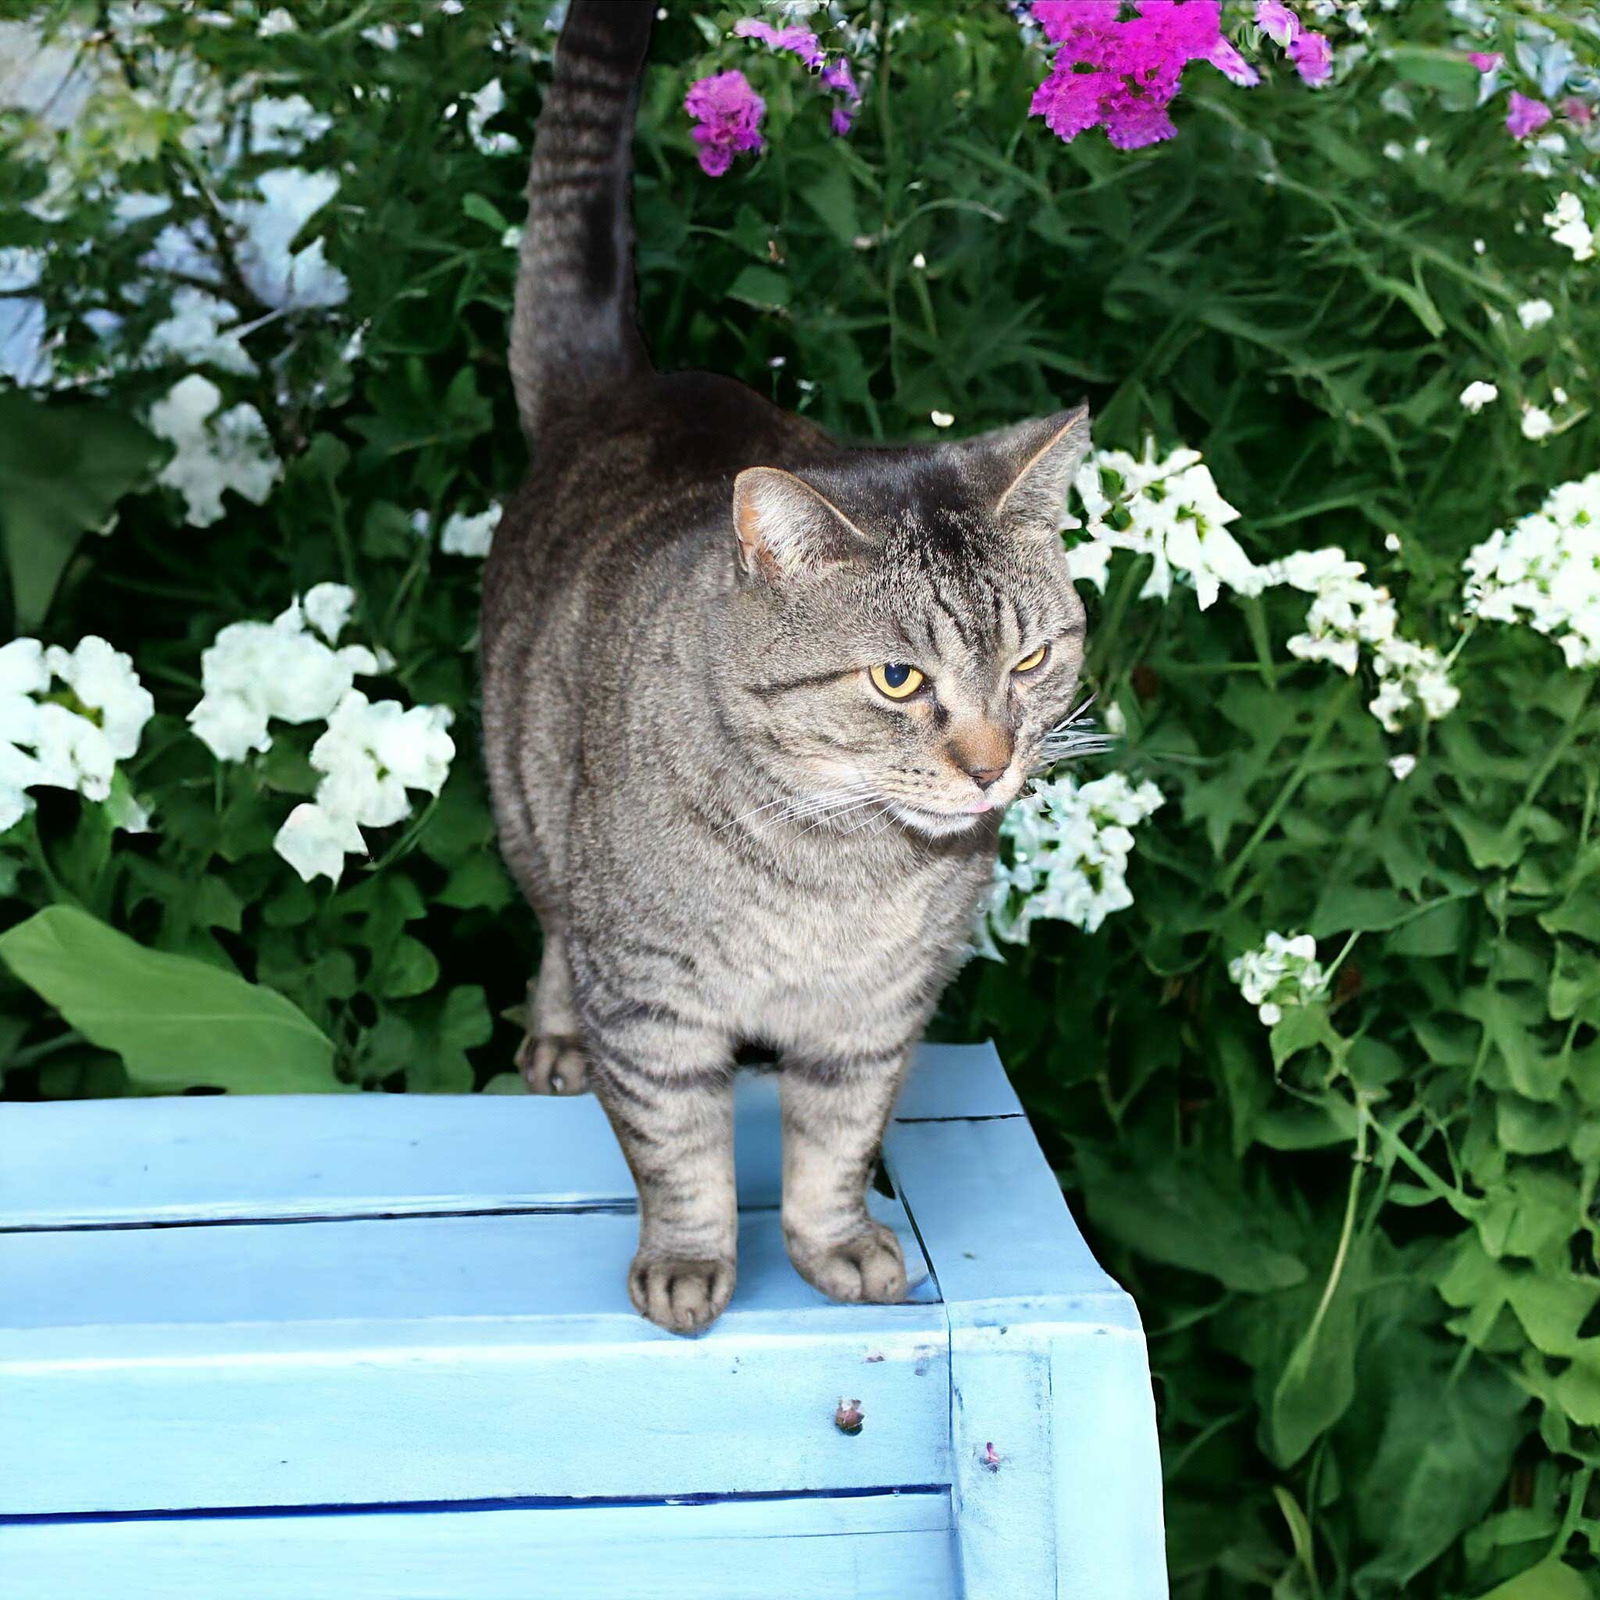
[732,468,869,582]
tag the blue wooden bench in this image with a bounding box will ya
[1,1042,1167,1598]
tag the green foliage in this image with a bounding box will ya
[1,1,1598,1595]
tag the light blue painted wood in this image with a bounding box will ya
[884,1073,1170,1599]
[0,1041,1171,1597]
[0,1493,958,1600]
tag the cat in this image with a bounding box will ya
[481,0,1092,1335]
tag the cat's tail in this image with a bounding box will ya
[510,0,655,444]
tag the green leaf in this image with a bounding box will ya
[1388,45,1483,93]
[0,906,340,1093]
[0,392,162,631]
[1268,1241,1363,1465]
[1473,1558,1593,1600]
[727,264,790,310]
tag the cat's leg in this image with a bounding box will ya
[585,1011,737,1335]
[517,933,590,1095]
[779,1042,913,1304]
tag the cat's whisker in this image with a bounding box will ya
[1032,694,1118,774]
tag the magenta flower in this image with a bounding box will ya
[1561,95,1595,126]
[1208,35,1260,87]
[831,105,854,136]
[1028,0,1255,152]
[1286,29,1332,85]
[822,59,858,99]
[1254,0,1300,47]
[732,18,823,70]
[1506,91,1552,140]
[1467,51,1503,73]
[684,70,765,177]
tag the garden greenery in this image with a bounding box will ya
[1,1,1598,1594]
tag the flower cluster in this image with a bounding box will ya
[1065,441,1262,610]
[1255,3,1333,86]
[1463,470,1600,669]
[732,15,863,137]
[684,70,766,177]
[189,584,453,883]
[0,636,153,834]
[1228,931,1328,1026]
[147,374,279,528]
[1546,193,1595,262]
[1270,550,1460,732]
[412,504,502,559]
[1066,442,1460,738]
[983,771,1165,946]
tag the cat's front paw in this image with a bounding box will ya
[629,1253,736,1335]
[786,1222,907,1304]
[516,1033,590,1095]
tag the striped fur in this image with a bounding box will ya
[485,2,1094,1334]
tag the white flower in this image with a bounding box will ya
[1388,753,1417,781]
[144,286,254,375]
[1521,404,1555,441]
[1069,441,1262,611]
[248,95,331,156]
[466,78,518,155]
[930,410,955,429]
[1229,931,1328,1027]
[1464,470,1600,668]
[0,635,153,827]
[1516,298,1555,330]
[227,168,348,310]
[272,690,455,883]
[982,772,1162,946]
[300,581,357,644]
[360,23,399,49]
[439,506,502,558]
[148,374,280,527]
[273,801,367,883]
[1459,380,1499,413]
[1545,192,1595,261]
[257,8,297,34]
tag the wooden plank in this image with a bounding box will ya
[0,1492,958,1600]
[0,1044,1005,1229]
[885,1110,1169,1598]
[3,1208,947,1515]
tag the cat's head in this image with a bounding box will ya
[720,407,1092,839]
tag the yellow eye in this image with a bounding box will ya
[870,663,926,700]
[1013,644,1050,674]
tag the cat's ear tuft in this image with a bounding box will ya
[732,468,869,581]
[985,405,1093,541]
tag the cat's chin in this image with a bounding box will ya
[884,801,994,839]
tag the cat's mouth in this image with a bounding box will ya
[884,800,999,838]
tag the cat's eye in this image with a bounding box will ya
[1013,644,1050,675]
[870,663,926,700]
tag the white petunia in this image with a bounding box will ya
[273,801,367,883]
[44,636,153,759]
[144,286,255,375]
[1459,380,1499,413]
[439,506,502,558]
[1516,298,1555,330]
[300,581,357,644]
[227,168,349,310]
[249,95,332,156]
[147,374,280,527]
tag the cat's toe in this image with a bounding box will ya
[629,1255,736,1335]
[517,1034,590,1095]
[788,1223,907,1304]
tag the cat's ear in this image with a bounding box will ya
[979,405,1092,541]
[732,468,870,581]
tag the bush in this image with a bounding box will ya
[1,2,1597,1593]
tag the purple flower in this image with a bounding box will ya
[1254,0,1300,47]
[1208,35,1260,87]
[733,17,824,70]
[1560,95,1594,127]
[1467,51,1502,73]
[1506,91,1552,140]
[684,70,765,177]
[822,58,858,99]
[831,105,854,136]
[1286,29,1332,85]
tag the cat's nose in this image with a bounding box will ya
[967,764,1007,790]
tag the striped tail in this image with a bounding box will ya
[510,0,655,444]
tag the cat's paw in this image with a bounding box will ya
[787,1222,908,1304]
[629,1254,736,1335]
[517,1033,590,1095]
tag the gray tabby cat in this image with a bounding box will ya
[483,0,1092,1335]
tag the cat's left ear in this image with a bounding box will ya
[967,405,1092,541]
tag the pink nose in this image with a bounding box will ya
[967,765,1006,790]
